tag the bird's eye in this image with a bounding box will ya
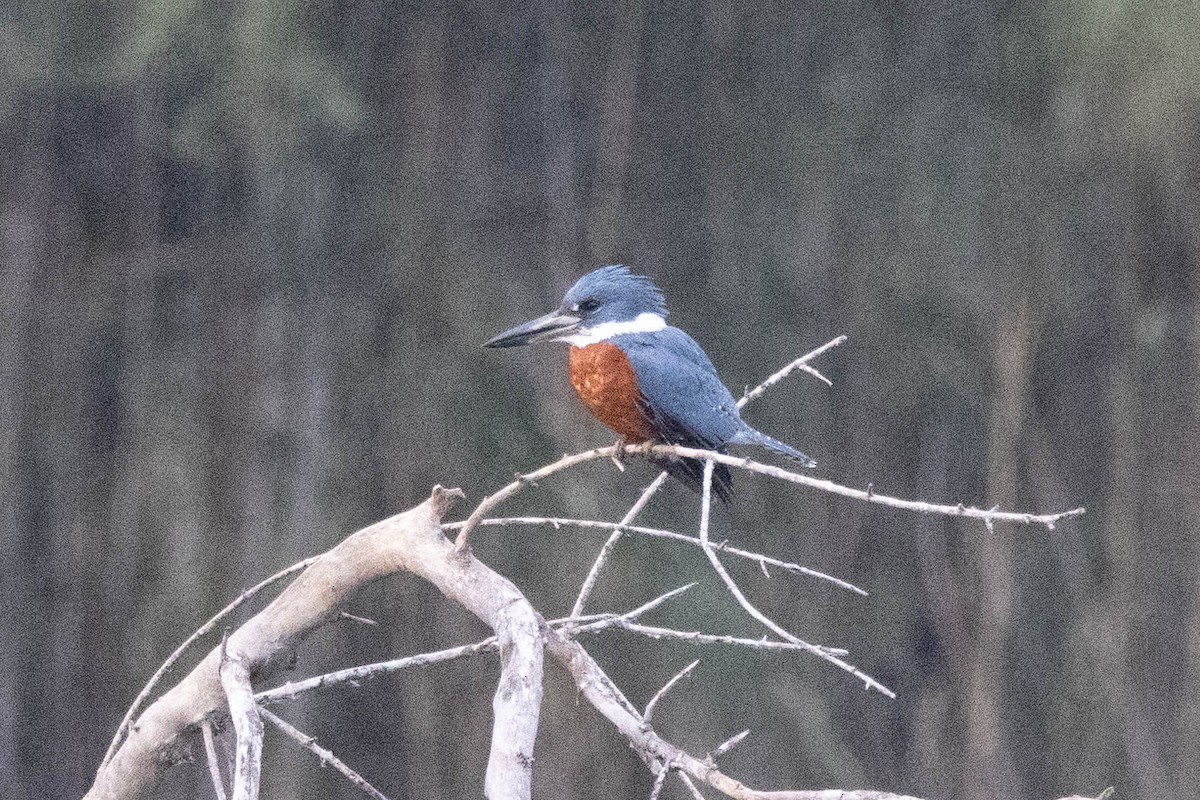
[578,297,600,313]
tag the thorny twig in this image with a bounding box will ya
[446,515,867,596]
[696,459,894,696]
[260,707,392,800]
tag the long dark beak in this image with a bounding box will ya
[483,309,582,348]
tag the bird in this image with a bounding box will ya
[483,265,815,502]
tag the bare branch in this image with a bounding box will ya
[792,362,832,386]
[88,471,1093,800]
[649,760,672,800]
[101,557,318,767]
[568,584,696,633]
[571,472,669,616]
[643,659,699,724]
[676,444,1084,529]
[737,335,846,408]
[455,442,1083,533]
[257,587,849,712]
[544,625,922,800]
[260,706,392,800]
[697,460,893,697]
[679,774,708,799]
[219,638,262,800]
[611,621,849,657]
[260,585,696,705]
[454,446,626,549]
[452,516,867,596]
[256,639,501,706]
[201,717,227,800]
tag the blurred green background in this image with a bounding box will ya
[3,2,1198,798]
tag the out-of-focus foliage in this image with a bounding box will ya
[3,2,1198,799]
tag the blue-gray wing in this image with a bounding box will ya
[611,327,743,447]
[612,327,742,502]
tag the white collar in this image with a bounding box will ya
[555,312,667,346]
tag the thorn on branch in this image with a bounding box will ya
[339,612,379,627]
[707,729,750,764]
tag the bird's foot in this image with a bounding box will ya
[610,439,629,472]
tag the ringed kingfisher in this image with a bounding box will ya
[484,265,815,502]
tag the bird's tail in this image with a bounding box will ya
[655,454,735,504]
[730,426,817,468]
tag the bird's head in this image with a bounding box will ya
[484,265,668,348]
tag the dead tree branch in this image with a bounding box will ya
[218,638,262,800]
[571,472,668,615]
[738,336,845,405]
[101,557,318,767]
[85,486,542,800]
[543,625,921,800]
[200,717,227,800]
[695,460,893,696]
[645,443,1085,529]
[643,659,700,724]
[88,478,1096,800]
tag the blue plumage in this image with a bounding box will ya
[613,328,742,447]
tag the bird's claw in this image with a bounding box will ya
[611,439,628,472]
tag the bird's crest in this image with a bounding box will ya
[561,265,668,322]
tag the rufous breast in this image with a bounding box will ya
[567,342,655,442]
